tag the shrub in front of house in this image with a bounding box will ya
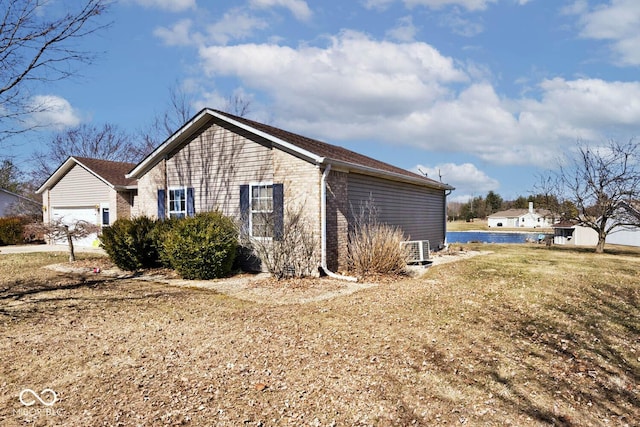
[161,211,238,280]
[100,216,162,271]
[0,217,25,245]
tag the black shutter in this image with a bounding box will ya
[157,189,166,220]
[273,183,284,240]
[186,187,195,217]
[240,184,250,233]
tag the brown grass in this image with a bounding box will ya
[0,246,638,426]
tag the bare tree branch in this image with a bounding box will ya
[543,139,640,253]
[30,122,139,185]
[0,0,110,141]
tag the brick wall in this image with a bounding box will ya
[114,190,133,221]
[273,150,322,269]
[136,160,165,219]
[326,169,349,271]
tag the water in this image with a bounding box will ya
[446,231,550,244]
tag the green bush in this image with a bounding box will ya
[162,211,238,280]
[0,217,25,246]
[100,216,162,271]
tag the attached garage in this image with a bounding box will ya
[50,206,101,247]
[37,156,138,247]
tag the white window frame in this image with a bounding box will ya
[249,182,274,239]
[168,187,187,219]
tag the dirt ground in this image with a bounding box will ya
[0,246,637,426]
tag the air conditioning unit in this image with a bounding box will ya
[401,240,430,263]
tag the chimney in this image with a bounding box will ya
[528,201,534,214]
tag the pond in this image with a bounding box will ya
[446,231,552,244]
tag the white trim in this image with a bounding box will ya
[248,181,274,240]
[168,186,187,219]
[124,109,453,192]
[37,156,116,194]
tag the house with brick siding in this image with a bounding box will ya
[37,156,138,247]
[127,109,454,273]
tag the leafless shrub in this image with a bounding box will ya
[243,207,318,280]
[347,199,410,277]
[25,219,100,262]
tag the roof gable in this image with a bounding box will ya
[0,188,40,205]
[36,156,137,194]
[127,108,454,191]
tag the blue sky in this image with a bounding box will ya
[6,0,640,202]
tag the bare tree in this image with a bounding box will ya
[242,206,319,279]
[0,159,23,193]
[30,122,138,184]
[137,85,254,159]
[224,92,252,117]
[136,83,194,159]
[25,219,100,261]
[541,139,640,253]
[0,0,110,141]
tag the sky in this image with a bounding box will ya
[5,0,640,202]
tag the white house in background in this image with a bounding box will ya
[488,202,554,228]
[0,188,40,217]
[605,201,640,248]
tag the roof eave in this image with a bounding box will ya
[321,158,454,191]
[37,156,118,194]
[127,108,325,179]
[36,157,76,194]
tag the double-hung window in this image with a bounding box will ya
[250,183,273,238]
[169,188,187,219]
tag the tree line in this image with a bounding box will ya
[448,191,579,222]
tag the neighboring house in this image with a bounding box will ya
[126,108,454,272]
[552,202,640,248]
[37,157,138,247]
[488,202,554,228]
[0,188,40,217]
[605,201,640,247]
[553,221,599,246]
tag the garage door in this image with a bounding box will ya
[51,207,100,247]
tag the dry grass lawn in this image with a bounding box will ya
[0,246,638,426]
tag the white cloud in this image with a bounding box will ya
[153,19,195,46]
[154,10,269,46]
[362,0,396,11]
[364,0,531,12]
[573,0,640,66]
[404,0,498,11]
[28,95,81,130]
[415,162,499,202]
[386,16,419,42]
[195,31,640,168]
[206,9,269,45]
[199,30,468,120]
[250,0,312,21]
[439,8,484,36]
[132,0,196,12]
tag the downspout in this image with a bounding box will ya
[320,164,358,282]
[443,188,453,249]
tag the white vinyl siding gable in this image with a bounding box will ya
[164,120,273,218]
[48,164,111,207]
